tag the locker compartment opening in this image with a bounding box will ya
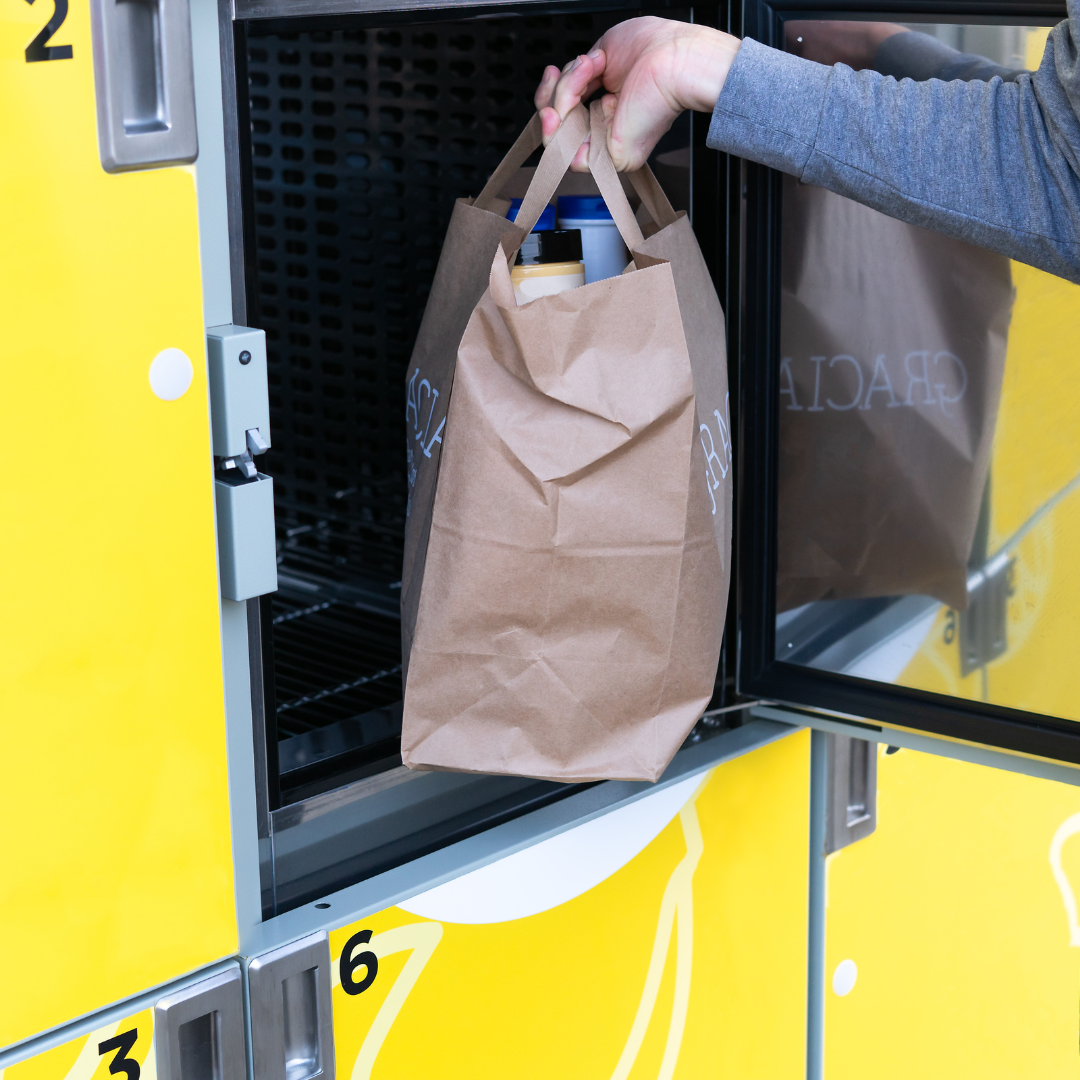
[235,2,729,916]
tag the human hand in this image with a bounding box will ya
[533,17,741,171]
[785,21,907,69]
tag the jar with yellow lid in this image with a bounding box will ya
[510,229,585,305]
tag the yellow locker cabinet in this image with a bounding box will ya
[2,735,810,1080]
[824,741,1080,1078]
[1,0,236,1047]
[324,731,811,1080]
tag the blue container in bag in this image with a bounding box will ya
[506,199,557,231]
[556,196,630,284]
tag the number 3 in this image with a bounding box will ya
[340,929,379,995]
[24,0,73,62]
[98,1030,140,1080]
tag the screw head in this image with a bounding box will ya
[239,350,252,365]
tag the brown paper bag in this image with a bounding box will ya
[778,177,1013,611]
[399,104,731,782]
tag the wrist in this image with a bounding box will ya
[675,27,742,113]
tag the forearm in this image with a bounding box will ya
[708,36,1080,281]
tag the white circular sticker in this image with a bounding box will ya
[149,348,194,401]
[832,958,858,997]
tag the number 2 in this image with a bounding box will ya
[98,1030,140,1080]
[24,0,72,63]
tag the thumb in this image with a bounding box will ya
[602,93,631,171]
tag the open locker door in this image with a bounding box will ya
[0,0,236,1047]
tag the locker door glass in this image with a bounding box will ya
[771,21,1080,722]
[1,0,234,1045]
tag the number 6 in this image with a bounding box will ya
[340,929,378,995]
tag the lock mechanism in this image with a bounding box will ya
[207,325,277,601]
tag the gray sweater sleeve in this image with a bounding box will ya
[707,17,1080,282]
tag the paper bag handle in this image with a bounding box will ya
[627,165,679,230]
[511,105,590,236]
[487,105,672,304]
[473,113,542,213]
[480,103,675,265]
[472,107,594,241]
[587,101,644,251]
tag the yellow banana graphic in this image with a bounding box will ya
[610,776,708,1080]
[334,922,444,1080]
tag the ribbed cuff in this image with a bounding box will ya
[706,37,832,176]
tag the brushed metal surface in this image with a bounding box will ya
[156,969,246,1080]
[249,934,335,1080]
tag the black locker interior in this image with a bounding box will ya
[236,5,729,845]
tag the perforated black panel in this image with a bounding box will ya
[243,10,689,587]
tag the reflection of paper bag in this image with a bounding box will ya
[778,178,1013,611]
[400,105,731,783]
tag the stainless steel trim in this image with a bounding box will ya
[219,0,247,323]
[246,596,278,919]
[249,598,274,843]
[155,969,246,1080]
[89,0,198,171]
[249,934,336,1080]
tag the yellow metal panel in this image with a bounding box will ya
[4,1009,155,1080]
[327,730,810,1079]
[824,744,1080,1078]
[0,0,235,1047]
[4,1006,155,1080]
[685,728,810,1079]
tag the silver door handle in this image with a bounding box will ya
[825,734,878,854]
[89,0,197,172]
[156,967,246,1080]
[249,934,336,1080]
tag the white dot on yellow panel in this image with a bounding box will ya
[832,958,858,996]
[149,348,193,400]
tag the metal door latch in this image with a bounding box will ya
[207,325,276,601]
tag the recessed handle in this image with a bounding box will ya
[249,933,336,1080]
[89,0,197,172]
[156,968,246,1080]
[825,734,878,854]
